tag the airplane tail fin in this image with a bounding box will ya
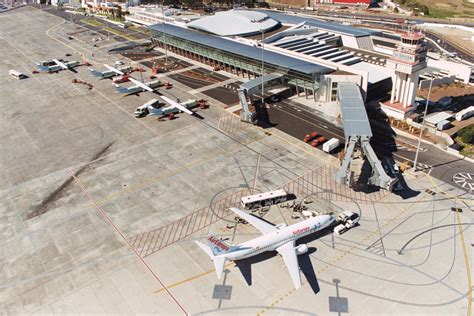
[114,84,129,93]
[205,234,232,255]
[37,65,49,72]
[89,68,103,77]
[146,108,164,117]
[195,236,230,279]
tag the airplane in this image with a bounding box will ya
[90,64,132,79]
[114,77,164,95]
[36,59,80,73]
[134,98,197,118]
[195,207,335,289]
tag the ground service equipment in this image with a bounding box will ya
[323,138,340,153]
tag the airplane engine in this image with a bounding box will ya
[295,244,308,255]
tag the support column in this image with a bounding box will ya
[399,74,407,106]
[402,75,412,107]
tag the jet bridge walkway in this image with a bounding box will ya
[239,73,286,123]
[334,82,397,192]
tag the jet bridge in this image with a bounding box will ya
[334,82,397,191]
[239,73,285,123]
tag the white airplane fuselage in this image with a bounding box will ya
[213,214,334,260]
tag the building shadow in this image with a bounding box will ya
[366,104,420,199]
[254,99,277,128]
[234,247,320,294]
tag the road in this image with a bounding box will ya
[423,30,474,63]
[33,5,148,42]
[288,8,474,27]
[259,98,474,191]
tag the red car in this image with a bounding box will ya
[310,136,327,147]
[303,132,318,143]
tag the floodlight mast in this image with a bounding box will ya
[413,77,433,171]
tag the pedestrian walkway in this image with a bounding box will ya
[188,78,238,94]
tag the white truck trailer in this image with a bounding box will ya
[322,138,340,153]
[134,99,161,117]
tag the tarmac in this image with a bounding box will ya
[0,6,473,315]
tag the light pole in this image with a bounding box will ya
[260,29,264,107]
[162,2,168,65]
[413,77,433,171]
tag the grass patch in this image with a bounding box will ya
[129,25,150,35]
[81,18,103,27]
[428,7,457,18]
[104,27,137,40]
[107,16,125,23]
[456,136,474,158]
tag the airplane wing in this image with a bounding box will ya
[276,241,301,289]
[103,64,124,75]
[129,77,154,92]
[53,59,68,70]
[229,207,277,234]
[160,95,193,115]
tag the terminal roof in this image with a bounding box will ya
[188,10,280,37]
[149,23,333,76]
[255,9,381,37]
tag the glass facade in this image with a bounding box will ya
[150,28,322,94]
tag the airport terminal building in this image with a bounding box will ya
[148,10,403,110]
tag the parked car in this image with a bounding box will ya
[310,136,327,147]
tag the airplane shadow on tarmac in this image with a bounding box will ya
[233,227,336,294]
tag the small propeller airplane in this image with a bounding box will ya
[110,64,204,119]
[36,59,80,73]
[114,77,164,95]
[134,97,197,118]
[195,207,335,289]
[90,64,133,79]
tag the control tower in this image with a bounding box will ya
[382,32,427,119]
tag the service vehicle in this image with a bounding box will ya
[134,99,161,117]
[334,211,359,235]
[240,189,288,210]
[322,138,340,153]
[9,69,27,80]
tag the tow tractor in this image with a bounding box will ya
[333,211,359,235]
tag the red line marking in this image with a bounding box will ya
[143,229,158,256]
[140,230,154,256]
[183,213,194,237]
[142,230,157,257]
[177,214,190,240]
[157,224,172,251]
[163,222,178,248]
[188,212,199,236]
[135,232,147,253]
[170,219,182,245]
[70,172,187,315]
[202,209,212,228]
[128,235,138,246]
[196,209,206,230]
[148,226,166,257]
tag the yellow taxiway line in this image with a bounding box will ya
[427,175,472,316]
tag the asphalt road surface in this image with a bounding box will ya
[259,98,474,192]
[424,31,474,63]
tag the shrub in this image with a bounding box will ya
[458,124,474,144]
